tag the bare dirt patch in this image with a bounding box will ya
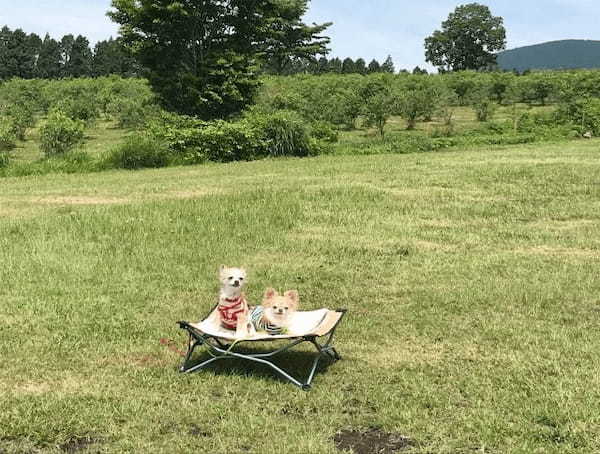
[59,436,102,453]
[334,428,413,454]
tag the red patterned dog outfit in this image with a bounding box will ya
[218,295,247,330]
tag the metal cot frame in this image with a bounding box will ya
[177,308,347,391]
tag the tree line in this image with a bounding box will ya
[263,55,398,75]
[0,26,138,80]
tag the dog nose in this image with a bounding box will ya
[233,280,240,286]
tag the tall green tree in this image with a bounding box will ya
[425,3,506,72]
[341,57,355,74]
[109,0,329,119]
[328,57,343,73]
[67,35,93,77]
[354,58,367,75]
[262,0,331,74]
[59,34,75,77]
[93,37,138,77]
[381,55,395,73]
[367,59,381,73]
[36,34,62,79]
[0,28,39,79]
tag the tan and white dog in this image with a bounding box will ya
[208,265,253,337]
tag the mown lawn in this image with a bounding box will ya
[1,141,600,453]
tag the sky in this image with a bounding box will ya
[1,0,600,71]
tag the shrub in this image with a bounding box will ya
[53,96,100,124]
[555,98,600,136]
[389,135,437,153]
[468,86,496,122]
[3,104,36,140]
[311,121,339,143]
[0,151,9,168]
[0,118,17,151]
[396,89,430,130]
[39,111,85,156]
[106,134,171,169]
[245,110,313,157]
[108,98,156,128]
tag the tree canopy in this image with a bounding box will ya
[109,0,331,119]
[424,3,506,72]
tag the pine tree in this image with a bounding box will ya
[355,58,367,75]
[367,59,381,73]
[316,56,329,74]
[36,34,62,79]
[67,35,92,77]
[328,57,343,73]
[59,34,75,77]
[381,55,395,73]
[342,57,355,74]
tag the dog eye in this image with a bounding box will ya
[239,277,244,281]
[284,307,288,310]
[228,276,233,280]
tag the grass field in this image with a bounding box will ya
[1,140,600,453]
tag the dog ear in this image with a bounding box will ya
[218,265,226,277]
[284,290,299,306]
[264,288,278,300]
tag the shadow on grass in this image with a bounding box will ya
[181,344,339,388]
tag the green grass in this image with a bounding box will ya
[1,141,600,453]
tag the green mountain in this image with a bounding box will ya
[497,40,600,72]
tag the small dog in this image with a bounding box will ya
[250,288,299,335]
[208,265,252,337]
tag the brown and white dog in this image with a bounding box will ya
[208,265,252,337]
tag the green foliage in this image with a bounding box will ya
[246,110,314,157]
[0,151,9,168]
[310,121,339,143]
[109,0,328,119]
[359,76,396,136]
[396,89,430,130]
[105,134,171,170]
[0,119,17,151]
[39,111,85,155]
[468,85,497,122]
[556,97,600,135]
[425,3,506,71]
[4,104,36,140]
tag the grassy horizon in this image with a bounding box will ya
[1,141,600,453]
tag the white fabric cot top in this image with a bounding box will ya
[191,309,341,341]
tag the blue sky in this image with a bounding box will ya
[1,0,599,71]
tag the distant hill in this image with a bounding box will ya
[497,40,600,72]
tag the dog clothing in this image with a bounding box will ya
[249,306,284,335]
[218,296,246,330]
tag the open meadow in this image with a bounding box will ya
[1,140,600,453]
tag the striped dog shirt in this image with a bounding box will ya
[250,306,284,335]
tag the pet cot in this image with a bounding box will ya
[177,307,347,390]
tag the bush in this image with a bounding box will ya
[0,151,9,168]
[145,113,264,163]
[246,110,313,157]
[53,96,100,124]
[388,135,437,153]
[3,104,36,140]
[311,121,339,143]
[556,98,600,136]
[0,119,17,151]
[39,111,85,156]
[105,134,171,169]
[108,98,156,128]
